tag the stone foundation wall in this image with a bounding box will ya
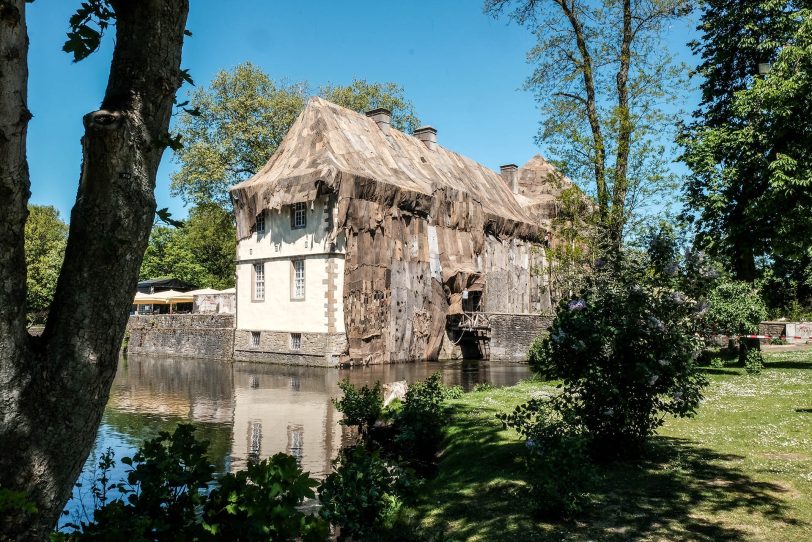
[127,314,235,360]
[233,329,347,367]
[488,313,554,361]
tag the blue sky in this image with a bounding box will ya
[26,1,698,221]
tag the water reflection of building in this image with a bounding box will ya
[230,363,346,477]
[108,355,235,425]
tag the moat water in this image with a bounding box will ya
[61,354,530,526]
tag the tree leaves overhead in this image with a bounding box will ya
[170,62,421,209]
[63,1,115,62]
[679,0,812,304]
[486,0,690,244]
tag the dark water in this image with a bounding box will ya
[62,355,529,526]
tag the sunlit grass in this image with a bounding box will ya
[408,351,812,541]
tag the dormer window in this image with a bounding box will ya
[291,202,307,229]
[256,210,265,234]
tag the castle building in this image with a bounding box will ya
[229,97,572,365]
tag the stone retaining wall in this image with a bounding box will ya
[488,313,554,361]
[233,329,347,367]
[127,314,235,360]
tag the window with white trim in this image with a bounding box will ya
[292,202,307,229]
[290,333,301,350]
[255,210,265,234]
[250,331,260,347]
[292,259,305,299]
[253,263,265,300]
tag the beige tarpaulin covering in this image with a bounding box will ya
[228,98,562,363]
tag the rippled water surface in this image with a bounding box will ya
[63,355,530,525]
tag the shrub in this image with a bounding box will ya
[60,425,327,541]
[202,454,328,541]
[333,379,383,438]
[442,384,464,400]
[499,399,595,519]
[704,279,767,337]
[537,253,708,457]
[318,446,416,541]
[744,349,765,375]
[394,373,447,471]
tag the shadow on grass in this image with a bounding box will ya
[699,366,742,376]
[414,402,803,542]
[763,361,812,370]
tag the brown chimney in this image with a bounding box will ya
[366,107,391,135]
[414,126,437,151]
[500,164,519,193]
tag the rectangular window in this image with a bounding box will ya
[292,259,305,299]
[253,263,265,300]
[250,331,260,347]
[290,333,302,350]
[291,202,307,229]
[255,210,265,234]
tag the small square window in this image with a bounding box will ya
[256,210,265,234]
[290,333,301,350]
[291,202,307,229]
[250,331,260,347]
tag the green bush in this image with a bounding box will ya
[499,399,595,519]
[318,446,416,541]
[394,373,447,471]
[537,253,708,457]
[333,379,383,438]
[744,349,765,375]
[704,279,767,337]
[202,454,328,541]
[60,425,327,541]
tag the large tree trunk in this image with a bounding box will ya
[0,2,189,539]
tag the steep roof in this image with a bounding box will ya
[230,97,544,239]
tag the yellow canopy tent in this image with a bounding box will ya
[133,292,168,305]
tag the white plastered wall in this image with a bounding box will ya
[235,195,346,333]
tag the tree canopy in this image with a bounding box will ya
[140,203,236,289]
[24,205,68,322]
[679,0,812,307]
[170,63,421,209]
[486,0,689,245]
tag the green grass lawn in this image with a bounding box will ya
[409,351,812,541]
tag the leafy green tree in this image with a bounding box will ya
[24,205,68,322]
[140,204,235,289]
[486,0,689,245]
[171,63,421,208]
[182,203,236,289]
[679,1,812,287]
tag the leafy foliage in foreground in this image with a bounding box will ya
[57,425,327,541]
[333,379,383,438]
[319,446,416,541]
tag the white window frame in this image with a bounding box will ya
[253,263,265,301]
[292,202,307,229]
[290,332,302,350]
[255,210,265,234]
[291,259,305,300]
[250,331,260,347]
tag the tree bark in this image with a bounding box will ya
[557,0,608,218]
[0,1,189,539]
[610,0,633,246]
